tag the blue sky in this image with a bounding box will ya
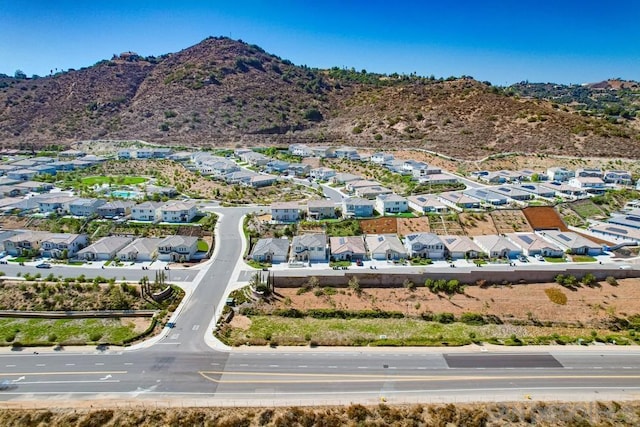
[1,1,638,85]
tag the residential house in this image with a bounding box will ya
[473,235,522,259]
[539,181,586,199]
[309,167,336,181]
[403,233,445,259]
[145,185,178,198]
[384,159,405,174]
[287,163,311,177]
[160,201,197,223]
[38,195,77,215]
[131,201,165,222]
[15,180,53,192]
[69,198,106,217]
[307,199,336,220]
[82,155,107,165]
[608,209,640,229]
[224,170,256,185]
[329,235,366,261]
[134,148,153,159]
[365,234,406,261]
[271,202,303,222]
[0,164,20,175]
[547,167,575,182]
[310,146,336,158]
[604,170,633,185]
[342,197,375,218]
[345,179,380,193]
[97,200,135,218]
[355,185,392,199]
[567,177,606,194]
[506,233,565,257]
[539,230,602,255]
[402,160,427,173]
[370,152,394,165]
[151,148,173,158]
[157,235,199,262]
[418,173,458,185]
[265,160,290,173]
[117,149,133,159]
[248,174,277,188]
[40,233,89,258]
[496,170,527,182]
[334,146,358,160]
[58,149,86,159]
[240,151,270,166]
[10,159,39,168]
[117,237,162,262]
[0,229,21,252]
[76,236,134,261]
[477,171,506,184]
[49,161,75,171]
[576,168,603,178]
[250,238,290,263]
[519,169,548,181]
[589,224,640,244]
[441,235,484,260]
[70,159,92,169]
[288,144,313,157]
[491,186,533,201]
[463,188,508,206]
[7,169,37,181]
[331,173,361,185]
[515,183,556,198]
[3,231,48,256]
[408,195,449,214]
[438,192,480,210]
[412,165,442,180]
[291,233,327,262]
[29,164,58,176]
[375,194,408,215]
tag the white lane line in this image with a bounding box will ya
[36,364,46,367]
[417,367,426,370]
[124,363,133,366]
[5,365,15,368]
[211,363,219,366]
[298,365,307,368]
[65,363,75,366]
[239,364,248,367]
[269,365,279,368]
[328,366,337,369]
[95,363,105,366]
[357,367,367,369]
[191,324,200,331]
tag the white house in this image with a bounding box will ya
[375,194,408,215]
[403,233,445,259]
[547,167,575,182]
[290,233,327,262]
[131,201,165,222]
[250,238,290,263]
[329,236,366,261]
[408,195,449,214]
[157,235,199,262]
[441,235,484,260]
[271,202,303,222]
[117,237,162,262]
[505,233,564,257]
[40,233,89,259]
[604,170,632,185]
[309,167,336,181]
[473,235,522,259]
[76,236,134,261]
[342,197,375,218]
[538,230,602,255]
[370,152,394,164]
[160,201,197,223]
[365,234,407,261]
[568,177,606,194]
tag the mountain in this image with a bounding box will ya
[1,37,639,159]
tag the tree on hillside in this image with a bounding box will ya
[14,69,26,79]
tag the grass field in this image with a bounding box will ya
[0,318,143,345]
[197,239,209,252]
[223,316,631,346]
[81,176,147,186]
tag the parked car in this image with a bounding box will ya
[535,254,545,261]
[356,259,363,266]
[518,255,528,262]
[35,263,51,269]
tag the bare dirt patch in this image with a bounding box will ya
[271,278,640,328]
[522,206,567,231]
[427,216,464,235]
[397,217,430,236]
[459,212,496,236]
[491,209,533,234]
[360,217,397,234]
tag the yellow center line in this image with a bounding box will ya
[0,371,128,376]
[199,371,640,384]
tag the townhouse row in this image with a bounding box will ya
[250,230,603,264]
[0,230,201,262]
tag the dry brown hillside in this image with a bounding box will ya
[1,37,639,159]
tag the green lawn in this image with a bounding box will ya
[571,255,597,263]
[81,176,147,186]
[0,318,142,345]
[197,239,209,252]
[544,257,567,263]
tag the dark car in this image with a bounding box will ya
[35,263,51,269]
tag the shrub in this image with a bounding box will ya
[460,312,486,325]
[605,276,618,286]
[545,288,567,305]
[435,312,455,324]
[89,332,103,342]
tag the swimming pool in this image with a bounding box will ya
[110,190,141,199]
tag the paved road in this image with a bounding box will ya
[1,207,640,405]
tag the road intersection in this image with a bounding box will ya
[1,206,640,406]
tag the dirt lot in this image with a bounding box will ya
[397,217,430,236]
[522,206,568,231]
[459,212,497,236]
[360,217,397,234]
[491,209,534,234]
[427,216,465,235]
[262,278,640,328]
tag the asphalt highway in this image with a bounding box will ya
[1,207,640,405]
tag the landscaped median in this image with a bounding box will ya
[0,275,183,347]
[217,275,640,347]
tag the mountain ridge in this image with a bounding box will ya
[1,37,639,160]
